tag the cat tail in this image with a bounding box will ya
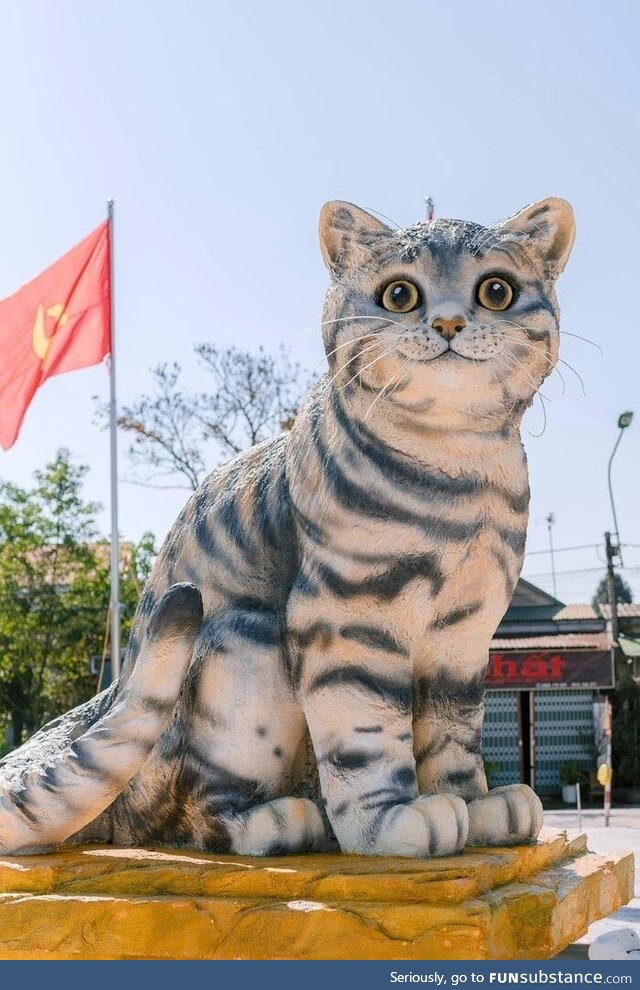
[0,583,203,854]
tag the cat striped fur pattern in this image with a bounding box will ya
[0,197,575,858]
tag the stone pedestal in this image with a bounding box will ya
[0,828,631,960]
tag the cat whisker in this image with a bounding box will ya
[313,317,418,371]
[340,342,403,392]
[486,318,551,337]
[559,330,603,354]
[492,351,548,436]
[558,358,586,396]
[291,314,413,346]
[510,339,565,394]
[321,334,378,365]
[363,373,399,420]
[493,345,550,436]
[528,393,548,438]
[494,347,553,402]
[289,325,317,343]
[552,364,566,396]
[487,317,602,359]
[387,367,413,400]
[385,353,418,405]
[321,314,414,331]
[363,353,415,420]
[328,338,384,387]
[500,334,585,398]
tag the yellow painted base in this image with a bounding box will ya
[0,828,632,960]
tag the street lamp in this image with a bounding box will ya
[603,411,633,828]
[607,410,634,564]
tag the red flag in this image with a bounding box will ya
[0,221,111,450]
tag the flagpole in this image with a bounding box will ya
[107,199,120,682]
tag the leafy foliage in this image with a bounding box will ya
[612,676,640,788]
[0,450,155,748]
[591,572,633,609]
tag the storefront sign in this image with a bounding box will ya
[486,649,614,689]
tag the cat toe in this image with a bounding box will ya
[466,784,543,846]
[370,792,469,858]
[227,797,328,856]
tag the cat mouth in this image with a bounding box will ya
[433,349,470,362]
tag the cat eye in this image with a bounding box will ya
[476,276,515,311]
[380,280,421,313]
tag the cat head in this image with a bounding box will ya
[318,198,575,432]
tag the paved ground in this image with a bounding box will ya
[544,807,640,951]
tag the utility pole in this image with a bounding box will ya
[546,512,557,598]
[600,412,633,830]
[604,531,620,646]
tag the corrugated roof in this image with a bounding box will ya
[502,602,640,623]
[619,634,640,658]
[502,603,602,623]
[502,605,563,622]
[599,603,640,619]
[490,631,611,651]
[552,604,599,620]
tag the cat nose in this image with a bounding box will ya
[431,316,467,340]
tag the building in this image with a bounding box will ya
[482,579,640,797]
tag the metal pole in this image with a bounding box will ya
[107,199,120,682]
[546,512,557,598]
[605,531,619,646]
[529,691,536,792]
[607,429,624,566]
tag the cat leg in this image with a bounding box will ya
[169,603,328,855]
[291,624,467,857]
[413,667,488,801]
[305,676,467,857]
[414,651,542,846]
[0,584,202,854]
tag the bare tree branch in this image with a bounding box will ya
[96,363,206,490]
[195,343,309,459]
[120,478,194,492]
[104,345,312,491]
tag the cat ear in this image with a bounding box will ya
[498,198,576,279]
[319,201,391,274]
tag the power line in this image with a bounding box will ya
[523,565,640,579]
[524,543,600,557]
[524,542,640,558]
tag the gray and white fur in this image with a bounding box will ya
[0,197,575,858]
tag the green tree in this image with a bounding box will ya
[612,676,640,788]
[591,573,633,609]
[0,450,155,748]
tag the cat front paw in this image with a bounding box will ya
[466,784,543,846]
[366,793,469,858]
[226,797,328,856]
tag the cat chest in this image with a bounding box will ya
[295,519,519,638]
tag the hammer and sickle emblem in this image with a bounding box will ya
[32,303,69,363]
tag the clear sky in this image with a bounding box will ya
[1,0,638,603]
